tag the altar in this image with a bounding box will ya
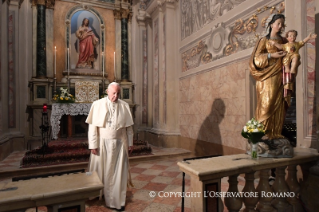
[51,103,92,139]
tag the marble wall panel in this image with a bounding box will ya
[8,12,15,128]
[306,0,316,136]
[162,14,166,124]
[142,29,148,124]
[179,59,248,150]
[153,18,159,126]
[0,3,2,134]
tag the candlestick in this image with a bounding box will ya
[102,52,104,78]
[114,51,116,81]
[54,46,56,76]
[67,48,70,76]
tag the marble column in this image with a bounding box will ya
[114,10,121,81]
[32,1,37,77]
[128,12,132,84]
[45,0,55,78]
[36,0,47,78]
[0,0,9,134]
[121,9,130,81]
[136,8,149,127]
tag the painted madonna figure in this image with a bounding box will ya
[76,18,99,68]
[249,14,293,157]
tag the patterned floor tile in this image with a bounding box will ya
[130,167,147,174]
[173,207,192,212]
[124,199,150,212]
[171,178,190,186]
[142,202,175,212]
[134,163,154,169]
[153,193,182,206]
[133,174,156,182]
[159,171,181,178]
[131,180,149,189]
[165,165,180,172]
[141,169,163,176]
[176,172,190,179]
[130,172,140,179]
[149,164,168,170]
[0,150,249,212]
[155,161,176,166]
[131,189,155,202]
[151,176,174,184]
[142,182,169,191]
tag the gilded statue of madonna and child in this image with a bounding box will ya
[249,13,317,157]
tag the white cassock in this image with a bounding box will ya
[85,97,134,209]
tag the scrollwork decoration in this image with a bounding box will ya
[182,40,212,72]
[224,2,285,56]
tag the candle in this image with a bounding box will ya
[67,48,69,76]
[102,52,104,77]
[114,52,116,79]
[54,46,56,76]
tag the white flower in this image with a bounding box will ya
[253,129,259,132]
[243,126,247,132]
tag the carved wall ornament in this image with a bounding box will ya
[46,0,55,9]
[121,8,130,19]
[128,12,133,22]
[181,1,286,72]
[180,0,246,40]
[36,0,45,5]
[224,1,285,56]
[182,40,213,72]
[114,10,121,20]
[139,0,147,10]
[65,19,70,26]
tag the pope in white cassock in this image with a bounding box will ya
[85,82,134,210]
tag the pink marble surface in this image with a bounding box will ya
[8,12,15,128]
[306,0,316,136]
[179,59,249,150]
[153,18,159,126]
[163,14,167,124]
[0,8,2,134]
[142,30,148,124]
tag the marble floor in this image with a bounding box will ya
[0,150,247,212]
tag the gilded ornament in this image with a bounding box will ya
[114,10,121,20]
[46,0,55,9]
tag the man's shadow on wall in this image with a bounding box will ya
[196,98,226,156]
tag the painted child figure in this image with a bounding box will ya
[270,30,317,74]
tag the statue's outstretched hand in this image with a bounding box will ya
[309,33,317,39]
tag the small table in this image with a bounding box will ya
[0,172,103,212]
[50,103,92,139]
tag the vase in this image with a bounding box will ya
[251,142,258,159]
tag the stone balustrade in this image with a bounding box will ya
[177,148,319,212]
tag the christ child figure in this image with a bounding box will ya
[270,30,317,74]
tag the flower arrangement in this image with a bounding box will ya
[241,118,266,144]
[53,88,75,103]
[241,118,266,159]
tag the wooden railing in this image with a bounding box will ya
[177,148,319,212]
